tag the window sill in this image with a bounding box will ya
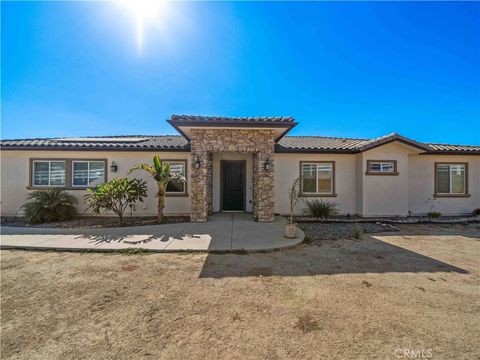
[300,193,337,198]
[365,172,399,176]
[27,186,95,191]
[165,193,189,197]
[433,194,471,198]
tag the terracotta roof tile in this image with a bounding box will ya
[1,134,479,155]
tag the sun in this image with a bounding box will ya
[120,0,167,51]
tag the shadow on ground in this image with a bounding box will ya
[199,231,472,278]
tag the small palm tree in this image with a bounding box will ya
[22,189,78,224]
[128,155,186,223]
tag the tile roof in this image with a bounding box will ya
[0,135,190,151]
[275,136,367,152]
[1,134,479,154]
[169,115,295,124]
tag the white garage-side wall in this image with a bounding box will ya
[274,153,358,215]
[0,150,192,216]
[408,155,480,215]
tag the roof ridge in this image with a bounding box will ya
[283,135,368,141]
[0,134,184,141]
[426,142,479,147]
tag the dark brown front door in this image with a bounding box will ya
[221,161,245,211]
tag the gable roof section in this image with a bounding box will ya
[167,114,298,141]
[276,133,480,154]
[354,132,430,152]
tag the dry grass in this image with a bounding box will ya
[1,223,479,359]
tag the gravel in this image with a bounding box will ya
[0,216,190,229]
[299,222,398,242]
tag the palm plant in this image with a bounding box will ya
[22,189,78,224]
[128,155,186,223]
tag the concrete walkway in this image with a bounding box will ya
[0,213,304,252]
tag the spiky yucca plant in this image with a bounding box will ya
[22,189,78,224]
[128,155,186,223]
[304,199,338,219]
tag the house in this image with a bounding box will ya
[1,115,479,221]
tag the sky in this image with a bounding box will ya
[1,1,479,145]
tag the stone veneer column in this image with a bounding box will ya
[253,147,275,222]
[189,128,275,222]
[190,151,209,222]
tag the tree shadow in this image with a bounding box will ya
[199,233,471,278]
[75,234,167,246]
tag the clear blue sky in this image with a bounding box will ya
[2,1,479,144]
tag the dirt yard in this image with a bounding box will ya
[1,224,479,359]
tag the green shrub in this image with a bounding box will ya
[22,189,78,224]
[303,199,338,219]
[427,211,441,219]
[85,178,148,225]
[352,223,363,239]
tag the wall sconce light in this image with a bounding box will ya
[110,161,118,173]
[264,158,271,171]
[195,156,201,169]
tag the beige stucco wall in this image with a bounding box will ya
[0,150,191,216]
[274,153,358,215]
[359,142,415,216]
[408,154,480,215]
[212,152,253,213]
[1,146,478,218]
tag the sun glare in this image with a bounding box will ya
[120,0,167,52]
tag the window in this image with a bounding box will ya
[300,162,335,195]
[72,161,106,187]
[32,161,66,186]
[162,160,187,195]
[435,163,468,196]
[366,160,398,175]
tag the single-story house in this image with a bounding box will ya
[1,115,479,221]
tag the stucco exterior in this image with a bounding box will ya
[0,150,191,217]
[1,115,478,219]
[1,142,479,218]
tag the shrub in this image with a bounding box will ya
[427,211,441,219]
[287,178,303,223]
[84,178,148,225]
[22,189,78,224]
[352,223,363,239]
[303,199,338,219]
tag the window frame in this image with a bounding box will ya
[71,160,107,188]
[299,161,336,197]
[31,160,67,187]
[161,159,188,197]
[434,162,470,197]
[28,158,107,190]
[365,160,398,175]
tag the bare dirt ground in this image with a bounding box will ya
[1,223,479,359]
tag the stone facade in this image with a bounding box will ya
[190,128,276,222]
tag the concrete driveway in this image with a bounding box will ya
[0,213,304,252]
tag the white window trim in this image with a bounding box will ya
[71,160,106,188]
[300,162,334,195]
[32,160,66,187]
[435,163,467,195]
[366,160,398,175]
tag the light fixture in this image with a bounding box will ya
[195,156,201,169]
[110,161,118,173]
[264,158,271,171]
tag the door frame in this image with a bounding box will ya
[220,160,246,212]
